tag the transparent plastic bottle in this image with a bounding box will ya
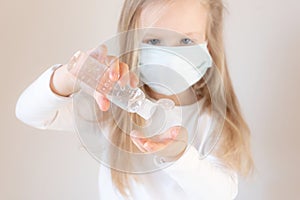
[67,50,168,120]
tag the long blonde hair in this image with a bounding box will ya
[98,0,254,198]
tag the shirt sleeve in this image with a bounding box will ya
[162,145,239,200]
[15,64,79,132]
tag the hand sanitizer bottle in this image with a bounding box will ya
[66,50,163,120]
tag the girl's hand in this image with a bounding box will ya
[87,45,139,111]
[65,44,139,111]
[130,126,188,162]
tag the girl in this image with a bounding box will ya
[15,0,254,199]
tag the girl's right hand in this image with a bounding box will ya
[50,45,139,111]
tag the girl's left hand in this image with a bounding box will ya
[130,126,188,162]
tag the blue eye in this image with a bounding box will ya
[147,39,161,45]
[181,38,194,45]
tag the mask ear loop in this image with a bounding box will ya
[192,39,214,95]
[193,63,214,96]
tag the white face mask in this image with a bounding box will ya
[138,42,213,95]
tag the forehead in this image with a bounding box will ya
[140,0,208,36]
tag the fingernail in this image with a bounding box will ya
[110,72,119,81]
[132,78,139,88]
[95,94,109,111]
[101,103,109,111]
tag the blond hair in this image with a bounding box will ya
[97,0,254,198]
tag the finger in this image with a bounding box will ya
[118,62,129,87]
[130,130,148,143]
[94,91,110,111]
[96,69,113,95]
[155,126,181,141]
[87,44,108,63]
[143,141,167,152]
[154,137,187,161]
[129,71,139,88]
[132,138,148,152]
[130,130,148,152]
[106,56,120,81]
[146,126,186,152]
[144,137,182,152]
[143,141,155,152]
[67,51,84,77]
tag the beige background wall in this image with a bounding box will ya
[1,0,299,199]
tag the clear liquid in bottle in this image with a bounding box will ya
[67,50,157,120]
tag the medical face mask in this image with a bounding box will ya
[138,42,213,95]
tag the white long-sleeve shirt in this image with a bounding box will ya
[15,64,239,200]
